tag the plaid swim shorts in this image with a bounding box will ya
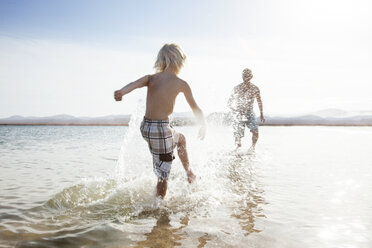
[140,118,180,180]
[233,111,258,138]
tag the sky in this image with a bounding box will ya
[0,0,371,118]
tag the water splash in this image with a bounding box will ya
[115,99,145,179]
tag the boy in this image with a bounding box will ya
[228,68,265,150]
[114,44,206,199]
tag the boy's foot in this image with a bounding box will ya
[187,169,196,183]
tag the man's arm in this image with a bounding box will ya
[181,82,206,139]
[256,88,265,123]
[114,75,150,101]
[227,88,236,111]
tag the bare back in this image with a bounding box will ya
[229,82,261,113]
[145,72,185,120]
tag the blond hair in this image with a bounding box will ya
[154,43,186,74]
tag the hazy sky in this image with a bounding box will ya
[0,0,371,117]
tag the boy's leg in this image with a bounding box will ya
[177,133,195,183]
[152,156,171,199]
[156,178,168,199]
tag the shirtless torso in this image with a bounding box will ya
[230,82,261,114]
[114,69,203,122]
[145,72,193,120]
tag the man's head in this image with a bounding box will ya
[242,68,253,82]
[154,43,186,74]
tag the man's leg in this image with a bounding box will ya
[235,137,242,148]
[247,112,259,150]
[251,130,259,149]
[156,178,168,199]
[234,121,244,148]
[176,133,195,183]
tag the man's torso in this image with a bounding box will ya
[233,82,259,113]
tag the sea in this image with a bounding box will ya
[0,118,371,247]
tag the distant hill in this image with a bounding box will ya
[1,109,371,126]
[207,109,372,126]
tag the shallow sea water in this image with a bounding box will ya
[0,121,371,247]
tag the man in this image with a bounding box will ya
[114,44,206,199]
[228,68,265,150]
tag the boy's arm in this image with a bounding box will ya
[256,88,265,123]
[114,75,150,101]
[181,82,206,139]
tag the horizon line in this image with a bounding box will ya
[1,107,372,120]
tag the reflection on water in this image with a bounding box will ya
[135,210,187,248]
[227,153,266,236]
